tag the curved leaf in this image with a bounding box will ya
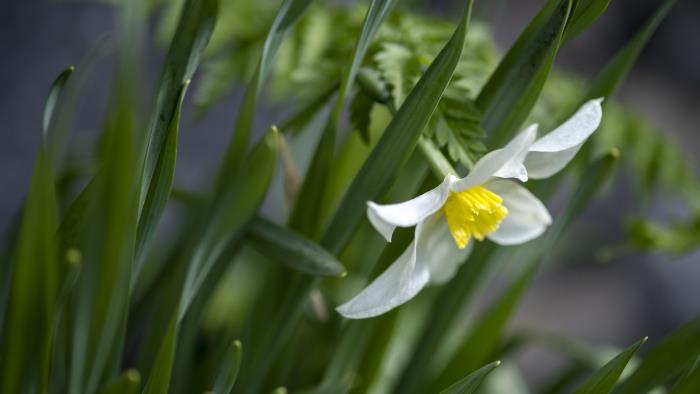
[574,337,646,394]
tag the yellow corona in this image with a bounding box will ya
[443,185,508,248]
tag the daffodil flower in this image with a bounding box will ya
[337,99,603,319]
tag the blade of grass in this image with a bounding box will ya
[290,0,398,237]
[439,361,501,394]
[615,317,700,394]
[247,217,346,277]
[562,0,611,43]
[211,340,243,394]
[217,0,313,186]
[574,337,647,394]
[477,0,572,147]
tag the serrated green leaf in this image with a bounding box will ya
[478,0,572,147]
[100,369,141,394]
[439,361,501,394]
[247,217,346,277]
[574,337,646,394]
[322,0,473,254]
[615,317,700,394]
[211,340,243,394]
[587,0,676,100]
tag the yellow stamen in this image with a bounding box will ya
[443,185,508,249]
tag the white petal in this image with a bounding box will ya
[452,125,537,191]
[367,175,457,241]
[336,217,436,319]
[486,179,552,245]
[421,215,473,284]
[525,98,603,179]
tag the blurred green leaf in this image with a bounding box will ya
[322,0,473,254]
[587,0,676,100]
[430,263,536,390]
[670,360,700,394]
[100,369,141,394]
[439,361,501,394]
[574,337,646,394]
[478,0,572,147]
[616,317,700,394]
[248,217,346,277]
[43,66,75,145]
[218,0,313,186]
[211,340,243,394]
[143,316,179,394]
[0,148,59,394]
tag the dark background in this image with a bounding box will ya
[1,0,698,388]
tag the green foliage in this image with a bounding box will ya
[3,0,699,393]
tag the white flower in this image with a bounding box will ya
[337,99,604,319]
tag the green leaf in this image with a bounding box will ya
[349,89,374,144]
[574,337,647,394]
[0,149,58,394]
[289,0,398,237]
[477,0,572,147]
[212,340,243,394]
[430,263,536,390]
[43,66,75,144]
[100,369,141,394]
[587,0,676,100]
[217,0,313,184]
[134,81,189,276]
[439,361,501,394]
[247,217,346,277]
[143,316,179,394]
[615,317,700,394]
[562,0,611,43]
[670,360,700,394]
[141,0,218,214]
[321,0,473,255]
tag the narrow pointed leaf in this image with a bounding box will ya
[100,369,141,394]
[248,217,346,277]
[43,66,75,143]
[322,0,473,254]
[439,361,501,394]
[290,0,398,236]
[212,340,243,394]
[141,0,217,210]
[218,0,313,183]
[477,0,572,147]
[143,316,179,394]
[587,0,676,99]
[615,317,700,394]
[135,81,189,275]
[574,337,647,394]
[563,0,611,43]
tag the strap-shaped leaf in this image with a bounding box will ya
[670,361,700,394]
[100,369,141,394]
[43,66,74,143]
[439,361,501,394]
[587,0,676,100]
[574,337,646,394]
[290,0,398,236]
[134,81,189,276]
[477,0,572,147]
[563,0,611,43]
[248,217,346,277]
[217,0,313,186]
[211,340,243,394]
[615,317,700,394]
[322,0,473,255]
[139,0,218,221]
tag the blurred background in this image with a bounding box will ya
[1,0,698,388]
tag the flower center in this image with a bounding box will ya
[443,185,508,249]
